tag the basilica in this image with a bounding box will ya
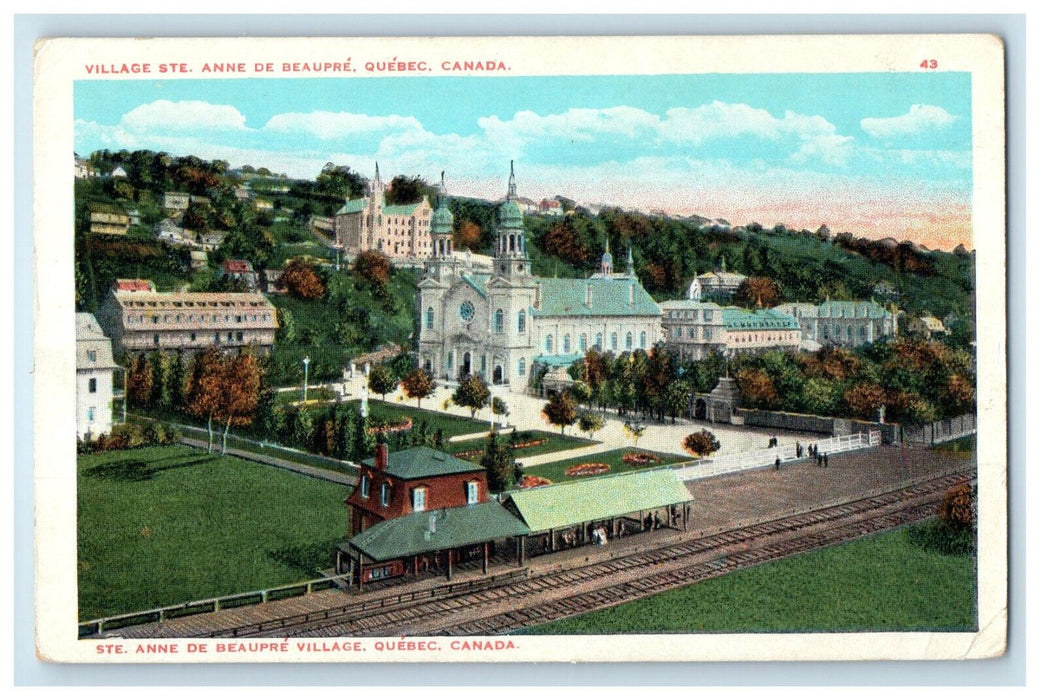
[417,164,663,391]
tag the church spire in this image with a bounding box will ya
[627,246,635,278]
[507,160,517,200]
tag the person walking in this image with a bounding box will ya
[796,441,803,459]
[824,453,829,468]
[774,456,781,471]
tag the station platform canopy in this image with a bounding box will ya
[502,469,693,533]
[532,354,582,368]
[339,501,530,564]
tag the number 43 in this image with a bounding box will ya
[920,59,938,69]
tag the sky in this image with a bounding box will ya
[74,73,973,250]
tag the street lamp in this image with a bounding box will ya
[302,356,311,403]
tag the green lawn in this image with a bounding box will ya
[342,399,491,438]
[524,524,976,634]
[77,445,350,621]
[520,447,687,484]
[446,430,594,463]
[933,434,975,455]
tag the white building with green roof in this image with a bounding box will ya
[661,300,801,360]
[417,164,663,391]
[334,163,433,260]
[774,300,898,349]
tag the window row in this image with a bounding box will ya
[129,313,271,325]
[424,307,527,334]
[358,478,480,510]
[150,331,246,346]
[543,331,647,354]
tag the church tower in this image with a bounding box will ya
[423,171,458,284]
[600,236,613,277]
[487,161,537,389]
[492,161,531,281]
[365,162,384,250]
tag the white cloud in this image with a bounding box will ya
[263,111,424,141]
[860,104,958,139]
[119,100,248,133]
[660,102,781,143]
[478,106,660,151]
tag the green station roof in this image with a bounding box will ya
[340,501,530,562]
[361,446,483,481]
[503,469,693,532]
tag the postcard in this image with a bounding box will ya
[34,34,1006,663]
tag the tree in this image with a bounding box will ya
[387,174,432,205]
[736,367,779,410]
[217,352,262,454]
[185,348,226,452]
[290,405,314,447]
[276,307,296,343]
[734,276,781,308]
[576,411,606,440]
[479,431,515,494]
[401,368,437,408]
[454,220,482,251]
[367,364,397,402]
[491,396,510,426]
[844,382,888,421]
[452,375,490,418]
[167,351,187,411]
[543,391,578,435]
[149,351,167,408]
[353,250,391,288]
[127,354,153,409]
[939,482,974,532]
[663,380,691,424]
[623,420,646,446]
[683,429,721,458]
[279,259,326,300]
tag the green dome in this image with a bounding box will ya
[432,204,453,234]
[498,199,523,228]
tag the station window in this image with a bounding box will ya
[426,307,435,330]
[611,333,618,350]
[640,331,646,348]
[360,475,370,499]
[518,358,526,376]
[518,310,526,333]
[625,333,633,350]
[494,309,505,334]
[380,483,391,507]
[466,481,479,505]
[412,487,427,512]
[545,335,553,353]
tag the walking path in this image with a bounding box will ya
[179,437,356,486]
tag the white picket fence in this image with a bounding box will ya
[674,431,882,482]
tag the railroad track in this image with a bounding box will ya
[210,468,971,638]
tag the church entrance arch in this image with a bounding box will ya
[493,365,504,385]
[461,351,472,378]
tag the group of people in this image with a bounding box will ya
[772,439,831,470]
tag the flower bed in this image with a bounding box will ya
[518,475,553,489]
[367,417,413,435]
[454,449,484,459]
[565,463,611,477]
[512,438,547,450]
[622,451,660,466]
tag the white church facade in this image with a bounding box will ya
[416,165,663,392]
